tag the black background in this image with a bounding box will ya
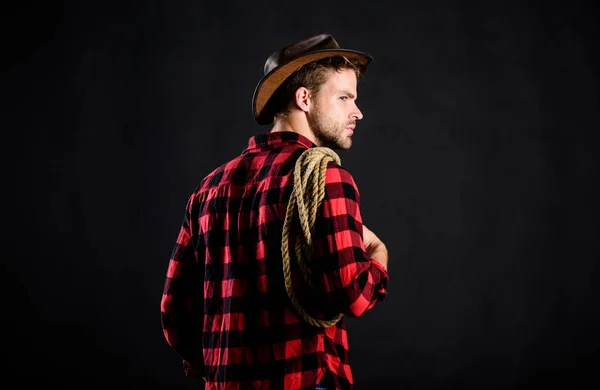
[2,1,599,389]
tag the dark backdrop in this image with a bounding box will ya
[2,1,598,389]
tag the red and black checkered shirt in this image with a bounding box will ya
[161,131,389,389]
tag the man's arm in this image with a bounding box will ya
[160,196,205,377]
[312,162,389,318]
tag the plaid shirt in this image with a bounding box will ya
[161,131,389,390]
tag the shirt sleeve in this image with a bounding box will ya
[311,162,389,318]
[160,195,205,377]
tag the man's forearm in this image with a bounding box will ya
[370,243,388,270]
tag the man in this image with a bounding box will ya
[161,33,389,390]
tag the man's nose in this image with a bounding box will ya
[351,104,363,121]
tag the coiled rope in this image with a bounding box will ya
[281,147,344,328]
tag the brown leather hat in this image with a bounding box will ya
[252,33,372,125]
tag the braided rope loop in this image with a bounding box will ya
[281,147,344,328]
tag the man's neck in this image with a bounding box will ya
[270,114,320,146]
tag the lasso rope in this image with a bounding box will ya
[281,147,344,328]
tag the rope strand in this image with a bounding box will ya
[281,147,344,328]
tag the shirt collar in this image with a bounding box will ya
[243,131,317,154]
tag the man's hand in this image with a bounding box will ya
[363,224,389,270]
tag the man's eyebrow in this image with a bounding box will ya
[338,90,356,99]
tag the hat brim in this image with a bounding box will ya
[252,49,372,125]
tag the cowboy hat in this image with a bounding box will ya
[252,33,373,125]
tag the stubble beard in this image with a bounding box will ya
[307,101,353,150]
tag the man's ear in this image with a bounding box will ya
[294,87,311,113]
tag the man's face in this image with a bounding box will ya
[307,68,363,150]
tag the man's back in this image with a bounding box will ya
[162,131,388,389]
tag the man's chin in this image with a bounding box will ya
[336,139,352,150]
[318,135,352,150]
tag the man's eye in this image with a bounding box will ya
[339,96,347,101]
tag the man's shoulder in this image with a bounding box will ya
[325,161,357,187]
[196,155,245,190]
